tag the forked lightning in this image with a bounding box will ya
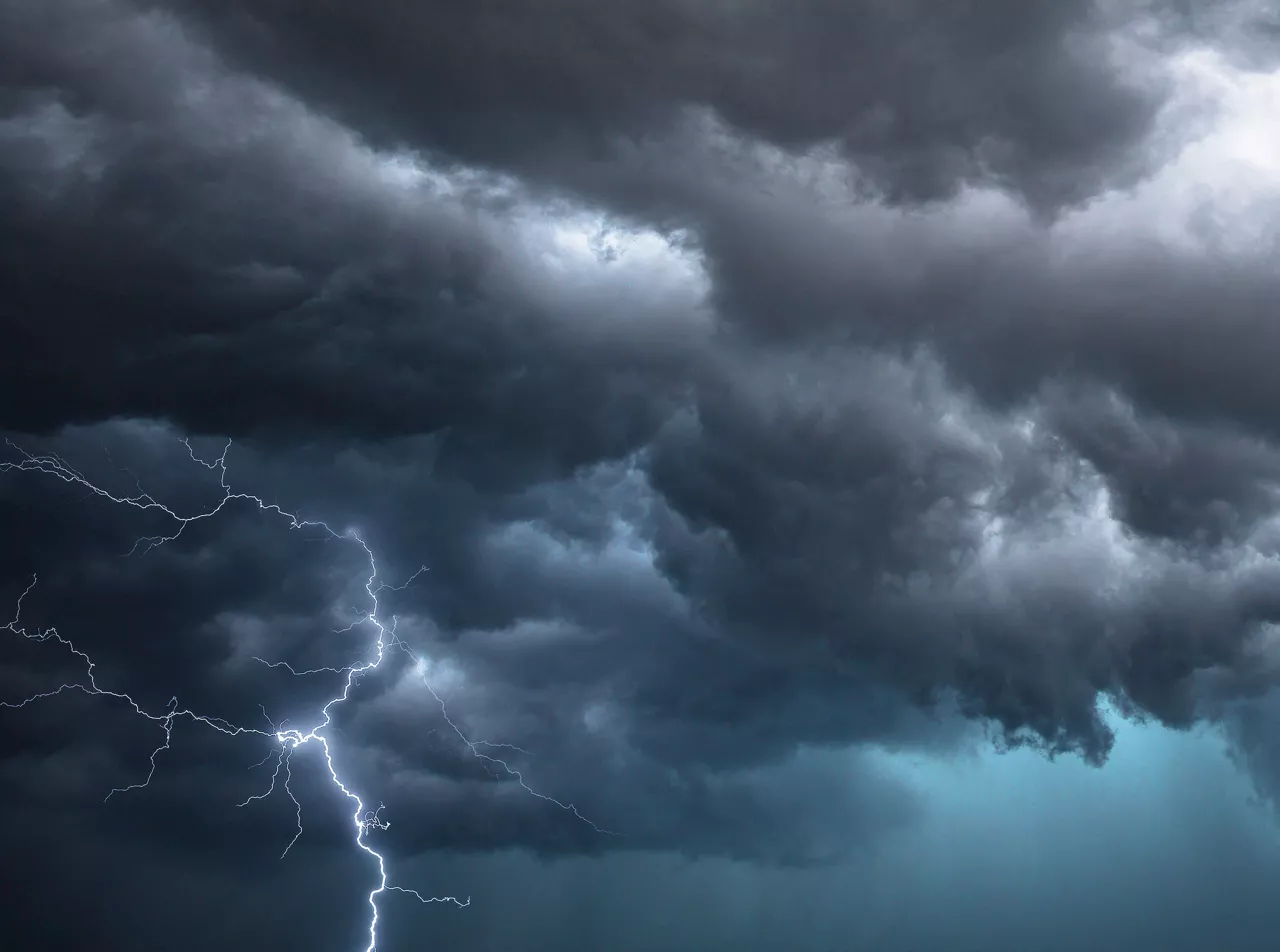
[1,437,609,951]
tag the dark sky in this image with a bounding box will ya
[4,1,1280,950]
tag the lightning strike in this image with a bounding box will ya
[406,647,612,835]
[1,437,611,951]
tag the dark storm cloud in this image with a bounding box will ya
[0,0,695,485]
[6,0,1280,949]
[0,424,930,870]
[543,121,1280,441]
[1043,386,1280,546]
[640,349,1280,759]
[167,0,1180,212]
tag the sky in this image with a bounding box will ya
[3,1,1280,950]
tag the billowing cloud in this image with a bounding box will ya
[5,1,1280,949]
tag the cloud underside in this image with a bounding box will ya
[4,0,1280,874]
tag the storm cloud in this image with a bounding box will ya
[4,0,1280,949]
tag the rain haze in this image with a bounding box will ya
[3,1,1280,950]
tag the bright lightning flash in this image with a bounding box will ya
[0,437,611,951]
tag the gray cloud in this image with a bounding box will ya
[166,0,1190,211]
[6,0,1280,949]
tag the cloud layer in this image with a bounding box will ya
[4,0,1280,948]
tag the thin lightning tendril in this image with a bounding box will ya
[1,437,612,951]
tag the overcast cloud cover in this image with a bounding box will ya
[4,1,1280,949]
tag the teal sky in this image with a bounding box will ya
[395,709,1280,951]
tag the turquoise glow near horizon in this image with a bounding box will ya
[865,707,1280,950]
[391,709,1280,952]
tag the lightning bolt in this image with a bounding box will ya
[1,436,612,951]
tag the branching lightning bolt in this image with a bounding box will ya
[1,437,612,951]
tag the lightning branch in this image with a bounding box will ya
[1,437,611,951]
